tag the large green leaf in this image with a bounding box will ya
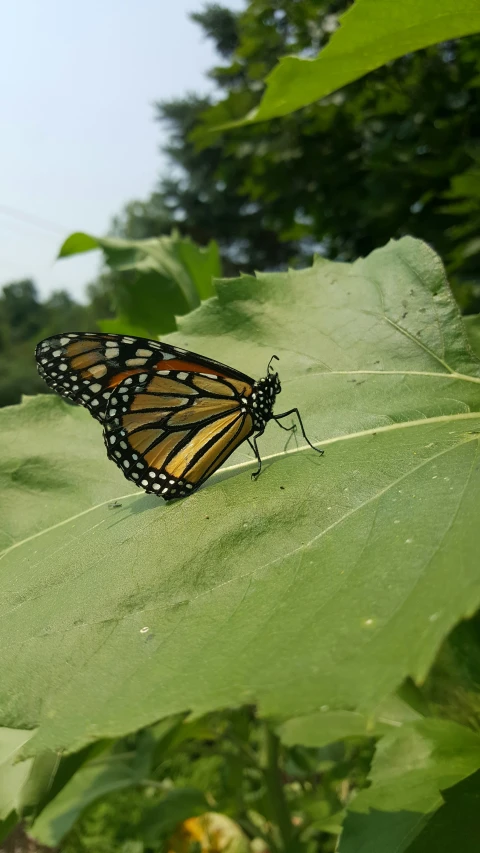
[225,0,480,125]
[58,231,220,335]
[0,395,131,551]
[2,238,480,758]
[338,719,480,853]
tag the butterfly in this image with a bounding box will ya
[35,333,323,500]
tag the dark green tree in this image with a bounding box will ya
[114,1,480,308]
[0,277,114,408]
[0,279,45,346]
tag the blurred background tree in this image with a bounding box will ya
[0,278,112,407]
[2,0,480,408]
[114,0,480,306]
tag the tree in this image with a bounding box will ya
[0,279,45,346]
[0,278,114,408]
[114,1,480,308]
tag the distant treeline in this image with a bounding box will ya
[0,278,112,407]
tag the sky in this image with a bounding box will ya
[1,0,243,301]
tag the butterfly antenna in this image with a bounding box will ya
[268,354,279,373]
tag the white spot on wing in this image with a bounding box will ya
[126,358,147,366]
[90,364,108,378]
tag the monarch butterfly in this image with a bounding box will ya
[35,333,322,500]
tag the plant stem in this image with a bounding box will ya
[262,725,296,853]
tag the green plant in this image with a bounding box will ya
[113,0,480,308]
[58,231,221,337]
[1,237,480,852]
[2,2,480,847]
[224,0,480,124]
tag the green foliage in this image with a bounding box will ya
[0,278,113,408]
[29,735,155,846]
[2,238,480,766]
[0,231,220,411]
[407,771,480,853]
[139,789,209,843]
[464,315,480,358]
[1,280,46,344]
[115,1,480,308]
[0,394,126,553]
[59,231,221,336]
[0,728,34,821]
[0,811,18,846]
[228,0,480,123]
[339,720,480,853]
[16,708,367,851]
[441,163,480,275]
[278,695,422,749]
[2,3,480,847]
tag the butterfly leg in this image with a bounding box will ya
[273,408,324,455]
[248,435,263,480]
[275,419,297,434]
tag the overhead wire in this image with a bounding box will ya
[0,204,67,236]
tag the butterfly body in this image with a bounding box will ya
[35,332,322,501]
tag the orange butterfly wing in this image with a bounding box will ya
[103,369,254,499]
[35,333,254,424]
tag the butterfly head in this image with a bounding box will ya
[250,356,281,430]
[267,354,281,396]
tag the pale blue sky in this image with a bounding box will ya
[1,0,243,301]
